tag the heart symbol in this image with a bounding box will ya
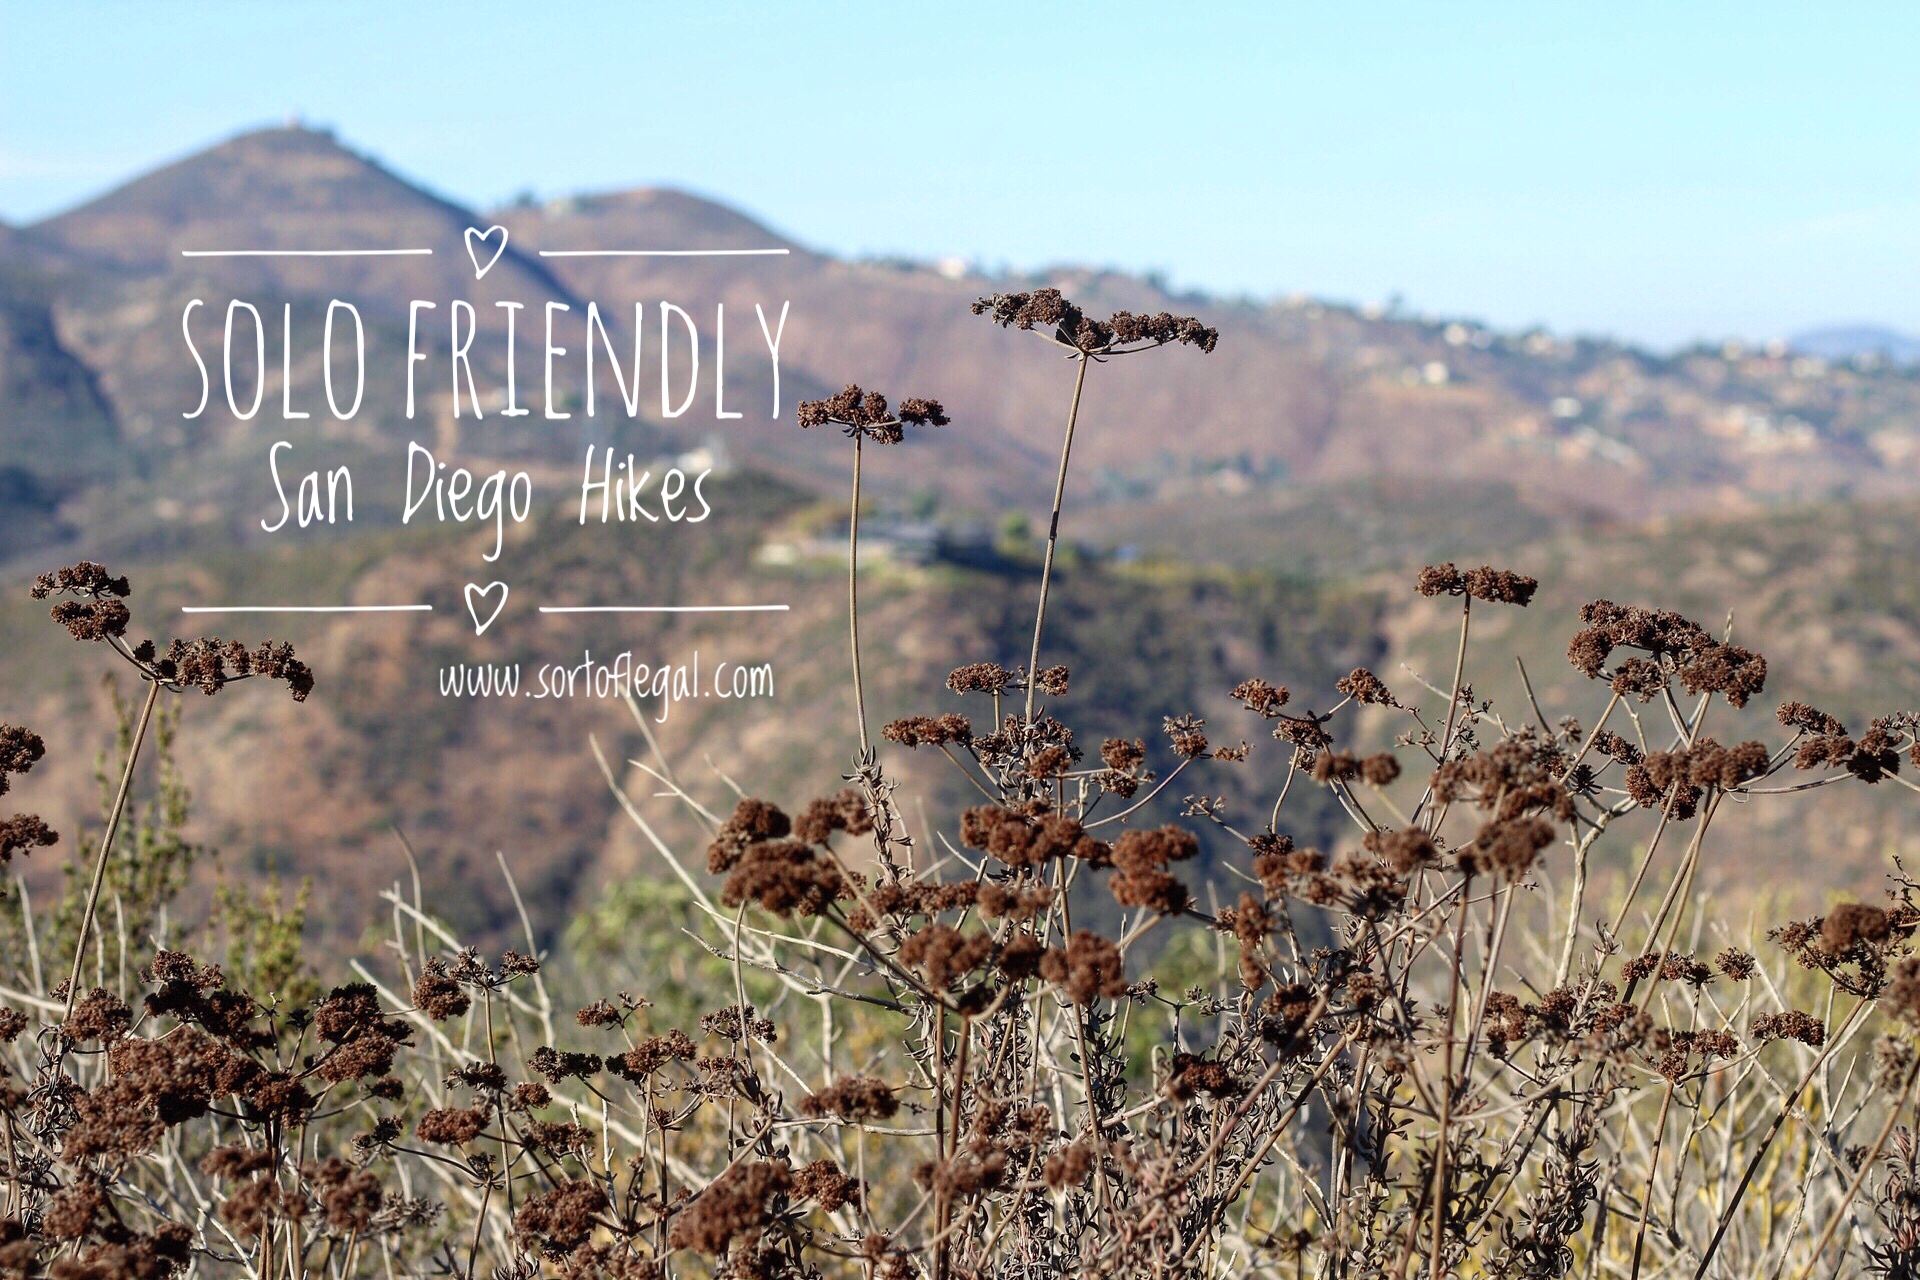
[464,225,508,280]
[464,581,508,635]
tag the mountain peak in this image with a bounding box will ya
[24,124,566,306]
[211,120,354,152]
[500,185,803,256]
[29,124,470,268]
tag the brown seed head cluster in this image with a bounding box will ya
[1109,824,1199,914]
[1433,733,1575,824]
[416,1106,487,1145]
[1568,600,1765,708]
[1822,902,1894,953]
[1164,713,1210,759]
[410,959,471,1021]
[1336,667,1399,706]
[612,1030,696,1082]
[1458,816,1556,880]
[947,661,1013,695]
[1096,736,1151,797]
[960,805,1108,869]
[794,1158,862,1212]
[33,561,132,642]
[1416,563,1539,606]
[707,798,791,873]
[1230,678,1290,717]
[801,1075,899,1122]
[35,563,318,703]
[793,788,873,844]
[157,638,315,701]
[1622,738,1771,819]
[1751,1010,1826,1047]
[1778,701,1847,737]
[971,287,1218,354]
[1039,930,1127,1005]
[796,383,948,443]
[514,1179,608,1252]
[882,713,974,748]
[0,725,57,867]
[898,924,992,991]
[1792,717,1903,783]
[667,1159,792,1256]
[1365,827,1439,875]
[1166,1052,1246,1101]
[708,797,852,919]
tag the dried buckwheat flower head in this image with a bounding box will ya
[0,725,46,787]
[797,383,948,443]
[1231,678,1290,717]
[1417,563,1538,606]
[1164,713,1209,759]
[972,287,1218,354]
[667,1160,792,1255]
[706,797,791,873]
[411,959,469,1021]
[1040,930,1127,1005]
[947,661,1013,695]
[802,1075,899,1122]
[899,923,991,991]
[1336,667,1399,706]
[33,561,133,642]
[0,813,56,863]
[514,1179,609,1252]
[882,712,974,748]
[1822,902,1893,953]
[1752,1009,1826,1047]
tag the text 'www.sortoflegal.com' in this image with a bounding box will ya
[437,650,773,721]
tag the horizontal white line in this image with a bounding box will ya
[538,248,790,257]
[179,249,434,257]
[181,605,433,613]
[539,605,791,613]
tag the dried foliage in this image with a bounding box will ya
[0,291,1918,1280]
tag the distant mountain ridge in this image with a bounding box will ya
[1791,325,1920,363]
[6,124,1920,534]
[27,126,571,306]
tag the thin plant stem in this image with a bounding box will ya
[1428,871,1473,1277]
[1789,1054,1920,1280]
[1555,819,1608,989]
[933,1004,949,1280]
[1438,598,1472,763]
[1692,998,1869,1280]
[64,674,160,1016]
[1024,352,1091,728]
[1629,1080,1676,1280]
[848,434,870,755]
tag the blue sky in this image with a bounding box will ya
[3,2,1915,348]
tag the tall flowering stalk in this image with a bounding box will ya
[970,289,1217,728]
[796,386,949,756]
[30,562,312,1013]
